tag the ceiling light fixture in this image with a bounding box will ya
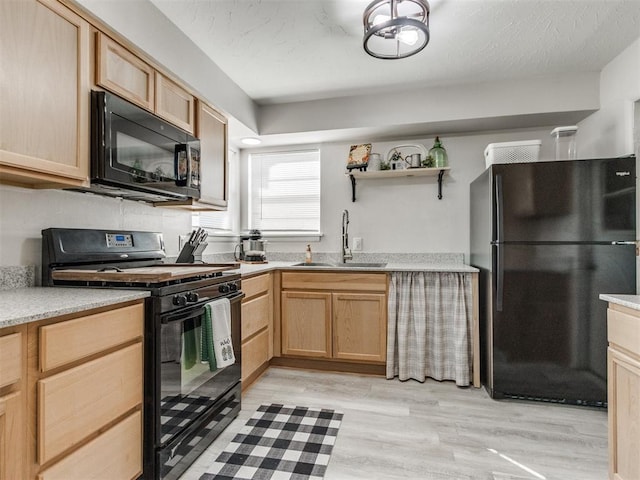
[241,137,262,146]
[363,0,430,60]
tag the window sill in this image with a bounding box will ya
[200,231,324,242]
[261,232,324,242]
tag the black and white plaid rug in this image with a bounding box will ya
[200,403,343,480]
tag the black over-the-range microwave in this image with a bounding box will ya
[71,90,201,203]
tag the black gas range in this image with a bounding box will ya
[42,228,243,480]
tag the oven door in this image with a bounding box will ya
[157,292,242,448]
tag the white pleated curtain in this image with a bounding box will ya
[386,271,473,386]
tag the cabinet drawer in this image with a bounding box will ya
[0,332,21,388]
[243,273,271,300]
[39,303,143,372]
[242,329,269,383]
[37,410,142,480]
[242,294,270,341]
[37,342,142,463]
[281,272,387,292]
[608,307,640,358]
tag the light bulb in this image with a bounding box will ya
[372,13,389,26]
[398,27,418,46]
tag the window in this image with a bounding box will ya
[249,150,320,233]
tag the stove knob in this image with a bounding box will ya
[229,283,238,292]
[186,292,199,303]
[173,294,188,306]
[218,284,230,294]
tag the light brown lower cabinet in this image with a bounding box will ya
[333,293,387,363]
[0,300,148,480]
[241,273,273,388]
[37,411,142,480]
[0,326,26,480]
[280,272,387,364]
[606,303,640,480]
[281,291,332,358]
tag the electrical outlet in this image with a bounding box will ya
[353,237,363,251]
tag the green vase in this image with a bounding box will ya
[429,136,448,168]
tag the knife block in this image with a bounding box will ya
[191,242,207,263]
[176,241,208,263]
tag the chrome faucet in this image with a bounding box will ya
[341,209,352,263]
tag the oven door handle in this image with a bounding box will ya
[162,306,205,325]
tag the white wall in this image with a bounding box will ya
[578,38,640,158]
[238,128,555,260]
[0,186,192,277]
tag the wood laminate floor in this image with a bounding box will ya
[178,367,608,480]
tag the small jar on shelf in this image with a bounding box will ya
[429,136,448,168]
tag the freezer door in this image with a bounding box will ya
[493,157,636,242]
[490,242,635,405]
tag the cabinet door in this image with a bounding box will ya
[196,101,228,209]
[281,291,331,358]
[608,347,640,480]
[0,392,24,480]
[155,73,195,134]
[333,293,387,363]
[0,0,89,187]
[95,32,154,111]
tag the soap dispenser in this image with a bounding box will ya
[305,244,312,264]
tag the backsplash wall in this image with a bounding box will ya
[0,185,192,280]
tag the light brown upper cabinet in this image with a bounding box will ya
[95,32,155,111]
[0,0,90,188]
[155,74,196,134]
[161,100,229,210]
[95,32,195,135]
[196,101,228,208]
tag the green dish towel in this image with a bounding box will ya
[183,319,198,370]
[200,304,217,371]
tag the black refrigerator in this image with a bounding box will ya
[470,156,636,406]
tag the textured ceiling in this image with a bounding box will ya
[150,0,640,106]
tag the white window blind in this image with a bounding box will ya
[249,150,320,232]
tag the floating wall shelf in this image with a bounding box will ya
[347,167,450,202]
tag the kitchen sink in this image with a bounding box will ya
[291,262,335,267]
[291,262,386,268]
[333,262,387,268]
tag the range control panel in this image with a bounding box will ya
[106,233,134,248]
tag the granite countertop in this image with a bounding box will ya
[235,261,478,277]
[599,294,640,311]
[0,287,150,328]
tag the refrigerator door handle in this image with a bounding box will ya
[496,243,504,312]
[611,241,636,245]
[494,174,503,242]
